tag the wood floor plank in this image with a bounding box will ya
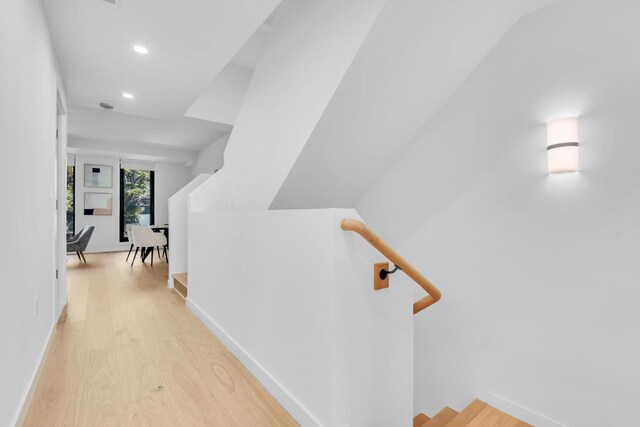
[115,340,163,404]
[73,348,124,427]
[23,322,84,427]
[82,280,115,351]
[124,391,178,427]
[25,252,298,426]
[143,284,295,424]
[65,291,88,323]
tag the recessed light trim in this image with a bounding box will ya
[134,45,148,55]
[122,92,134,99]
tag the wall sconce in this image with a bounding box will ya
[547,117,579,174]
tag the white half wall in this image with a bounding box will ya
[356,1,640,425]
[168,173,211,280]
[188,208,413,426]
[0,0,66,425]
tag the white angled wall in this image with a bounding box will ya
[203,0,386,211]
[271,0,558,210]
[0,0,65,425]
[187,209,413,426]
[357,1,640,425]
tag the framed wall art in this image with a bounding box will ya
[84,192,113,216]
[84,164,112,188]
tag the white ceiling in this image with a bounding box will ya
[44,0,279,156]
[67,105,230,151]
[44,0,278,120]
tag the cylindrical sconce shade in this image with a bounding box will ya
[547,117,579,174]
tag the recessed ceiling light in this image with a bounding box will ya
[134,45,148,54]
[122,92,134,99]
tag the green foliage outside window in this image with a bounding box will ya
[66,166,74,236]
[122,169,151,233]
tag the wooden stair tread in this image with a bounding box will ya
[424,407,459,427]
[414,413,431,427]
[465,406,532,427]
[172,273,188,299]
[172,272,188,288]
[444,399,488,427]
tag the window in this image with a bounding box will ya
[119,168,154,242]
[66,165,75,237]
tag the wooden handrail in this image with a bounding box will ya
[340,218,441,314]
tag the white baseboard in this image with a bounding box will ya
[480,391,567,427]
[186,298,322,427]
[13,323,56,427]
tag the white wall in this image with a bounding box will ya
[74,155,126,252]
[168,173,211,281]
[217,0,386,210]
[73,154,187,252]
[185,63,254,126]
[154,162,187,224]
[271,0,557,210]
[0,0,65,425]
[187,134,229,181]
[188,209,413,426]
[357,1,640,425]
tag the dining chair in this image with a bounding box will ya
[130,225,167,267]
[67,226,95,263]
[125,224,135,262]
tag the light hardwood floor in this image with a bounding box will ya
[24,252,298,427]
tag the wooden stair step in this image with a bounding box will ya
[444,399,487,427]
[424,407,459,427]
[464,405,532,427]
[172,273,188,299]
[414,413,431,427]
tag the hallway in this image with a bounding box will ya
[24,252,297,426]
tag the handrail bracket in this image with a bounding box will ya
[341,218,442,315]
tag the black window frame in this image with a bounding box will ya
[119,168,155,242]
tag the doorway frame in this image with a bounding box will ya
[54,91,68,322]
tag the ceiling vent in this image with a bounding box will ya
[101,0,116,4]
[99,102,114,111]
